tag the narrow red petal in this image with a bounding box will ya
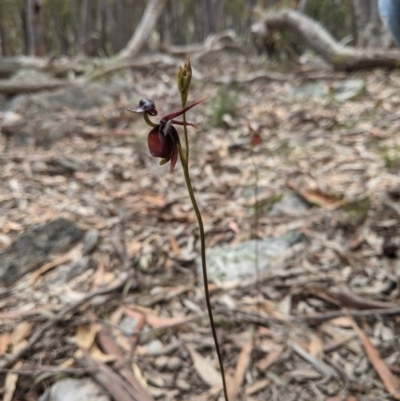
[162,98,207,121]
[169,143,179,173]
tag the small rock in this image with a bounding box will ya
[290,82,329,100]
[39,378,110,401]
[332,79,366,101]
[269,191,309,216]
[82,230,100,255]
[176,378,191,391]
[118,316,139,336]
[0,233,12,248]
[154,356,169,370]
[2,111,22,126]
[1,111,23,146]
[143,339,164,355]
[167,356,182,371]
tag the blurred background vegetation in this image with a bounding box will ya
[0,0,355,58]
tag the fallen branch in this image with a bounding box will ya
[0,79,69,95]
[258,9,400,71]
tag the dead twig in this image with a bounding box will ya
[0,366,97,376]
[218,305,400,326]
[287,340,339,383]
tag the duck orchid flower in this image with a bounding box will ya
[129,98,204,172]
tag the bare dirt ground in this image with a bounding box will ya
[0,49,400,401]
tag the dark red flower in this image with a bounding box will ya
[147,122,180,172]
[130,98,204,172]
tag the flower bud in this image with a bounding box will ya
[177,56,192,93]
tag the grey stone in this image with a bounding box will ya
[118,315,139,336]
[167,356,182,371]
[0,218,84,285]
[332,79,366,101]
[200,231,306,282]
[144,339,164,355]
[269,191,310,216]
[290,82,329,100]
[154,355,169,370]
[39,378,110,401]
[82,230,100,255]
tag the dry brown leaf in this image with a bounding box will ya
[260,300,286,320]
[29,253,72,284]
[59,358,74,368]
[145,313,189,328]
[328,317,354,327]
[309,331,324,358]
[322,325,355,353]
[123,306,145,321]
[186,344,222,387]
[257,347,283,371]
[89,343,116,363]
[132,363,148,390]
[168,231,181,254]
[11,322,32,347]
[287,181,344,210]
[245,379,270,396]
[3,361,22,401]
[300,189,344,210]
[108,306,124,325]
[278,295,292,316]
[75,324,100,350]
[350,319,400,400]
[0,333,11,356]
[228,336,253,401]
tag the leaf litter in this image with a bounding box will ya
[0,49,399,400]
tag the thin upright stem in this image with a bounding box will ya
[250,145,260,350]
[177,101,229,400]
[178,147,229,401]
[180,92,189,162]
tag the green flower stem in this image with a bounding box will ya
[178,80,228,399]
[177,96,229,400]
[180,92,189,162]
[177,144,229,401]
[143,112,157,128]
